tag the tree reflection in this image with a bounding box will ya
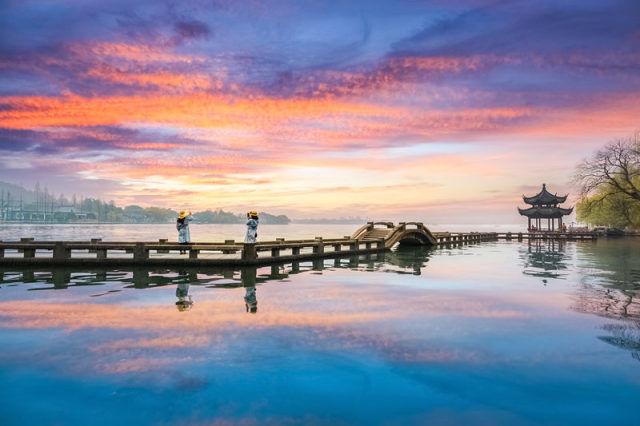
[572,239,640,362]
[517,238,640,361]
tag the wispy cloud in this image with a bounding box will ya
[1,0,639,220]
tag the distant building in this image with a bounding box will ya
[518,184,573,231]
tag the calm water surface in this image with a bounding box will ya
[0,233,638,425]
[0,223,526,242]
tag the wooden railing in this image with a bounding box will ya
[0,236,387,266]
[0,229,598,267]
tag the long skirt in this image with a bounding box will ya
[178,226,190,243]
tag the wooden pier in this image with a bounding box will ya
[0,222,597,267]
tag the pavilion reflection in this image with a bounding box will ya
[520,239,570,280]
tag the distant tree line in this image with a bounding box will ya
[0,182,290,224]
[574,131,640,229]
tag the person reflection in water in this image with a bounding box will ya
[241,267,258,313]
[244,286,258,313]
[175,282,193,311]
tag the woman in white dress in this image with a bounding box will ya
[244,211,259,243]
[176,210,192,254]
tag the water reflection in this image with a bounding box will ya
[2,242,640,424]
[0,247,432,293]
[2,242,640,364]
[520,240,570,280]
[241,267,258,313]
[521,238,640,362]
[572,240,640,363]
[175,282,193,311]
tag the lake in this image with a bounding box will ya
[0,225,638,425]
[0,223,527,242]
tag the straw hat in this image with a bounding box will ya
[178,211,188,219]
[175,300,193,311]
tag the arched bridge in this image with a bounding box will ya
[351,222,438,249]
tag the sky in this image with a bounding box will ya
[0,0,639,223]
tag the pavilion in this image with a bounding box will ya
[518,184,573,232]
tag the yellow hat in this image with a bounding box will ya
[175,301,193,311]
[248,210,258,217]
[178,211,187,219]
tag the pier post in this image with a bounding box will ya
[242,243,257,261]
[53,242,69,261]
[89,238,101,253]
[365,242,372,250]
[349,241,357,252]
[158,239,169,253]
[20,238,35,257]
[52,270,70,289]
[313,237,324,255]
[133,269,150,288]
[222,240,236,254]
[133,243,148,261]
[313,242,324,255]
[271,247,280,257]
[189,249,199,259]
[313,258,324,270]
[96,247,107,259]
[23,247,36,258]
[333,244,342,253]
[292,247,301,256]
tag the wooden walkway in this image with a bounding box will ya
[0,222,597,267]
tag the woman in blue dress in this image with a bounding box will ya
[176,210,192,254]
[244,211,259,243]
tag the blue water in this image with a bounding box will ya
[0,238,639,425]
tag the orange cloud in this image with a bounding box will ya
[86,66,216,91]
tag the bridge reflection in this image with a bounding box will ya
[0,245,434,292]
[3,241,638,362]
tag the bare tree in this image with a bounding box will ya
[575,131,640,201]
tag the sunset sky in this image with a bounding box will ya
[1,0,639,223]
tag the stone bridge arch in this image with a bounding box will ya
[352,221,437,248]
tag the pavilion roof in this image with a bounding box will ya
[522,183,568,205]
[518,206,573,218]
